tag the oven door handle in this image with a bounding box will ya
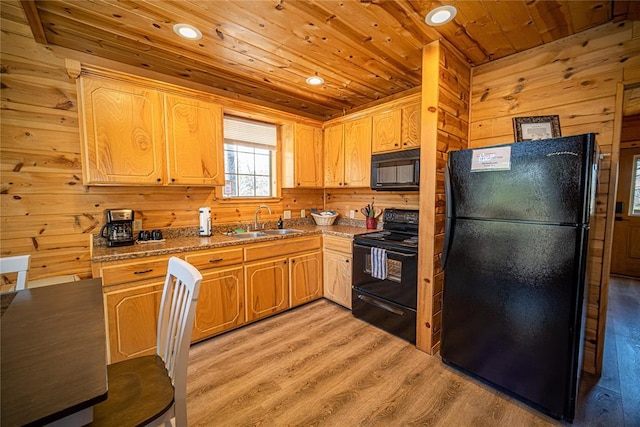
[357,294,406,316]
[353,243,416,258]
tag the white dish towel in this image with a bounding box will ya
[371,247,388,280]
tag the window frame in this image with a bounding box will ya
[630,154,640,216]
[215,115,282,202]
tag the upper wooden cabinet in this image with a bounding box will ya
[282,122,323,188]
[324,117,371,188]
[78,74,224,186]
[165,94,225,186]
[371,102,421,154]
[78,77,166,185]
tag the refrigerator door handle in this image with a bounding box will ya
[442,162,453,270]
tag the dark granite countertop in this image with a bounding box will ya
[91,223,371,263]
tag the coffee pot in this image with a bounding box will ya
[100,209,135,247]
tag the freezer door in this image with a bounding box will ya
[440,218,588,420]
[448,134,595,225]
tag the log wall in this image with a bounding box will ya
[469,21,640,375]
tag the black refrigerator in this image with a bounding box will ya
[440,134,597,421]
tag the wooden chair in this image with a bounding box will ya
[0,255,31,292]
[92,257,203,427]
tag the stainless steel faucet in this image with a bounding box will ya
[254,205,272,230]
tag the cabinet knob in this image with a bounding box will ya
[345,259,349,263]
[156,178,161,183]
[283,260,287,264]
[297,182,300,186]
[403,142,408,146]
[339,183,343,186]
[171,178,175,182]
[394,143,399,147]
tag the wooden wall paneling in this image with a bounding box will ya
[324,189,419,220]
[469,21,639,375]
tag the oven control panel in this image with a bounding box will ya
[383,209,419,224]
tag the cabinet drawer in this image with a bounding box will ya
[97,256,171,286]
[323,235,353,254]
[184,247,243,270]
[244,235,321,262]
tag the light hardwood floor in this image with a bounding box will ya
[186,277,639,426]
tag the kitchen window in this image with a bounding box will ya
[631,154,640,216]
[223,116,277,198]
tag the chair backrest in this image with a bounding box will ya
[0,255,31,291]
[157,256,202,423]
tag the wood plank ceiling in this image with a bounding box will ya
[19,0,640,120]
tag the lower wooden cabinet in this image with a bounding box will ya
[290,251,323,307]
[323,235,353,309]
[245,257,289,321]
[104,280,165,363]
[191,266,244,342]
[184,247,245,341]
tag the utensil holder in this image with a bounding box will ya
[366,217,376,229]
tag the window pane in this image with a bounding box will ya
[225,150,237,174]
[238,175,255,197]
[632,155,640,216]
[238,152,255,174]
[255,176,270,197]
[255,153,271,175]
[224,175,238,197]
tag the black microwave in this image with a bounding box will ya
[370,148,420,191]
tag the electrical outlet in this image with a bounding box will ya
[349,210,355,219]
[301,209,306,218]
[133,219,143,231]
[283,210,291,219]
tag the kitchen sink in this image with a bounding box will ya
[262,229,303,235]
[230,232,267,238]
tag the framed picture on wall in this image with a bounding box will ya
[513,115,561,142]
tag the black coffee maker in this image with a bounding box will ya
[100,209,135,247]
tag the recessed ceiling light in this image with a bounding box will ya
[306,76,324,86]
[425,5,457,26]
[173,23,202,40]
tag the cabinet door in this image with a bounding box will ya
[290,251,323,307]
[104,281,165,363]
[323,250,352,309]
[344,117,372,187]
[79,77,165,185]
[165,94,225,186]
[192,266,244,341]
[401,102,421,149]
[294,124,323,187]
[245,257,289,321]
[372,109,401,153]
[323,123,345,187]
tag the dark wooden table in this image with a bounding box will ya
[1,278,107,426]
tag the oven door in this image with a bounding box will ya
[352,243,417,309]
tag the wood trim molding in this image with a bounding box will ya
[65,59,82,80]
[416,40,441,354]
[19,0,47,44]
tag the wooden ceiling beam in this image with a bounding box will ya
[19,0,48,44]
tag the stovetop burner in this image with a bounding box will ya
[354,208,419,252]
